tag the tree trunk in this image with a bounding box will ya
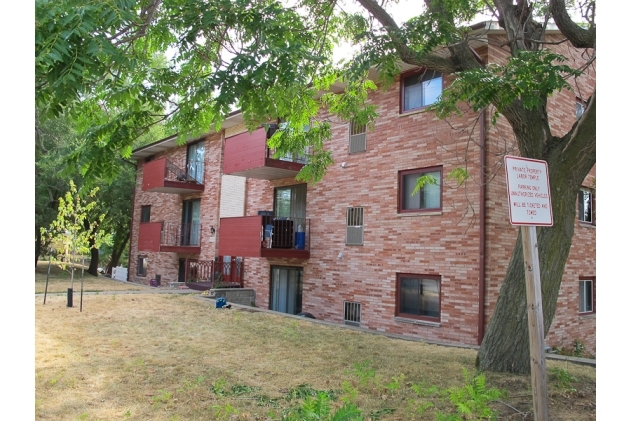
[478,100,596,372]
[88,247,99,276]
[106,236,129,275]
[35,234,42,268]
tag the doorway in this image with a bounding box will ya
[270,266,303,315]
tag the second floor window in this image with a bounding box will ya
[399,167,442,213]
[578,189,594,224]
[349,120,367,154]
[187,141,205,184]
[402,70,442,112]
[346,207,364,246]
[140,205,151,223]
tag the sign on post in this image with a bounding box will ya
[505,156,553,226]
[505,155,552,421]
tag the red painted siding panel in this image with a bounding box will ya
[142,158,167,191]
[218,216,263,257]
[138,222,162,252]
[223,128,267,174]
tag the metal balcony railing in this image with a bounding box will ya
[164,159,204,184]
[161,222,201,247]
[260,216,309,250]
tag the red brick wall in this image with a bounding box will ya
[128,32,596,355]
[129,132,224,284]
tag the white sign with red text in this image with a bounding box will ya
[505,156,553,226]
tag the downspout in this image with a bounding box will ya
[477,108,487,345]
[127,185,137,282]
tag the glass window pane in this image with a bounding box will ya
[400,278,420,314]
[423,76,442,106]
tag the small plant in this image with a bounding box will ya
[350,360,376,386]
[370,407,395,420]
[437,369,505,420]
[152,389,172,404]
[340,380,359,404]
[281,392,361,421]
[550,367,577,393]
[407,383,439,416]
[385,374,405,392]
[285,384,337,401]
[211,378,228,396]
[210,403,238,420]
[231,384,261,395]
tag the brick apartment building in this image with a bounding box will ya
[128,24,596,355]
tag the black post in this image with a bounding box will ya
[67,288,73,307]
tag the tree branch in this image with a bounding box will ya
[549,0,595,49]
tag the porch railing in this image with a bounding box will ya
[186,258,244,287]
[261,216,309,250]
[161,222,201,247]
[164,159,204,184]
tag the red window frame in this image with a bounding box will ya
[395,273,442,322]
[398,166,443,214]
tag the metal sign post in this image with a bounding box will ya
[505,156,552,421]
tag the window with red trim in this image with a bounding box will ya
[396,273,441,321]
[398,166,442,213]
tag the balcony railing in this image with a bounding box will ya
[142,157,205,193]
[185,258,244,288]
[218,215,310,259]
[161,222,201,247]
[223,127,307,180]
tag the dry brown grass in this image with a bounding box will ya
[35,270,595,421]
[36,262,146,294]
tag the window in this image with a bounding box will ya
[396,274,441,321]
[399,167,442,213]
[578,189,594,224]
[140,205,151,223]
[270,266,303,315]
[346,207,364,245]
[401,70,442,112]
[343,301,362,327]
[137,256,148,277]
[182,199,201,246]
[349,120,367,154]
[576,99,586,120]
[579,277,595,314]
[187,141,205,184]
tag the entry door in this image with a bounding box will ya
[187,142,205,183]
[274,184,306,219]
[270,266,303,315]
[182,199,201,246]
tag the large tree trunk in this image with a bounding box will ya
[478,95,596,373]
[106,236,129,275]
[88,247,99,276]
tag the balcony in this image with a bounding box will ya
[138,222,202,254]
[218,215,310,259]
[142,157,204,194]
[223,127,307,180]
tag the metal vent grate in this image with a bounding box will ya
[344,301,361,326]
[346,207,364,245]
[349,121,366,154]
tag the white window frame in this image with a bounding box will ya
[578,188,594,224]
[579,278,595,314]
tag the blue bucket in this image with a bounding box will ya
[215,297,226,308]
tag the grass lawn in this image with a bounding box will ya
[35,270,595,420]
[36,262,146,294]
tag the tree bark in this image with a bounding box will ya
[106,235,129,275]
[478,94,596,373]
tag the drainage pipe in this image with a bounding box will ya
[477,107,487,345]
